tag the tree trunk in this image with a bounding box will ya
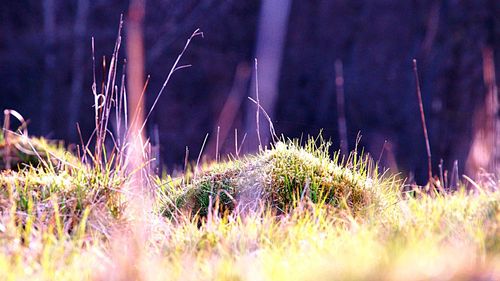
[127,0,146,143]
[41,0,56,135]
[245,0,292,151]
[466,49,498,177]
[125,0,150,241]
[67,0,90,141]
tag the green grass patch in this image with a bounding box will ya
[0,133,498,280]
[0,133,127,239]
[163,137,399,218]
[0,130,77,171]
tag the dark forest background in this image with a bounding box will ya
[1,0,499,183]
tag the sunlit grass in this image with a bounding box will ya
[164,137,399,218]
[1,188,498,280]
[0,132,499,280]
[0,131,127,241]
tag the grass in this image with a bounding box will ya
[0,130,127,240]
[165,137,398,218]
[0,130,499,280]
[0,130,76,170]
[0,23,498,280]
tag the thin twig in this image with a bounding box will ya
[438,159,444,189]
[235,129,238,158]
[462,174,485,194]
[335,59,348,155]
[237,133,247,157]
[412,59,432,183]
[116,58,127,147]
[254,58,262,151]
[184,146,189,178]
[76,122,86,163]
[139,29,203,134]
[215,126,220,162]
[376,140,387,167]
[248,97,277,141]
[195,133,209,177]
[2,110,11,169]
[450,160,459,191]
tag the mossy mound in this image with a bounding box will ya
[0,131,76,171]
[0,166,125,234]
[0,132,125,236]
[164,140,398,217]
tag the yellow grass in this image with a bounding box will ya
[0,133,499,280]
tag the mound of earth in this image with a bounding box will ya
[0,131,75,171]
[164,141,398,217]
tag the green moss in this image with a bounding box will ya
[164,138,399,217]
[0,134,126,237]
[0,132,76,171]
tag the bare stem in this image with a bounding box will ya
[254,59,262,151]
[335,59,348,155]
[412,59,432,183]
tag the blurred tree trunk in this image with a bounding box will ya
[67,0,90,140]
[127,0,146,142]
[125,0,149,235]
[245,0,292,150]
[466,0,499,177]
[126,0,147,197]
[41,0,56,134]
[467,48,498,177]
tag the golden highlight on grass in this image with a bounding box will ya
[0,130,499,280]
[0,22,499,280]
[166,137,399,218]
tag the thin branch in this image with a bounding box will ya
[139,29,203,134]
[184,146,189,179]
[248,97,277,141]
[237,133,247,157]
[235,129,238,157]
[412,59,432,183]
[195,133,209,177]
[335,59,348,155]
[215,126,220,162]
[254,58,262,151]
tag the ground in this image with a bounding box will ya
[0,131,499,280]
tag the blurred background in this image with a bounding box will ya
[1,0,499,183]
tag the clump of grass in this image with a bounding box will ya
[0,130,77,171]
[1,18,499,281]
[136,187,500,281]
[164,137,399,218]
[0,147,127,239]
[1,186,499,280]
[0,127,126,238]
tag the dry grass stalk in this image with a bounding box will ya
[412,59,433,184]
